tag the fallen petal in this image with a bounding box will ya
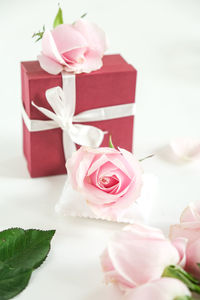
[170,138,200,161]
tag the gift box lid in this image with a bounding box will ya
[21,54,136,79]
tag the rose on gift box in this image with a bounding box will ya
[21,8,137,178]
[38,19,107,75]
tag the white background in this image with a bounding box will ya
[0,0,200,299]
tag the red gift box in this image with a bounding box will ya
[21,54,137,178]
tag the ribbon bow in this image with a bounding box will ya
[32,82,105,159]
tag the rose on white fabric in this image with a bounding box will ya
[66,146,143,219]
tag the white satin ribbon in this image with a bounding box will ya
[22,72,136,160]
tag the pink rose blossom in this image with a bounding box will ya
[66,146,143,219]
[100,223,185,291]
[38,19,107,74]
[125,278,191,300]
[170,202,200,279]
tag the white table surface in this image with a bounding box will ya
[0,0,200,299]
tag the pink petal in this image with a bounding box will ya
[67,49,102,73]
[171,237,187,268]
[75,151,96,189]
[170,138,200,161]
[180,202,200,223]
[42,30,66,66]
[51,24,88,54]
[87,155,110,176]
[125,278,191,300]
[67,147,94,189]
[37,54,63,75]
[124,223,167,240]
[106,154,134,179]
[73,19,107,55]
[119,147,143,178]
[62,47,87,64]
[101,249,134,290]
[186,238,200,279]
[90,164,120,193]
[83,180,119,205]
[170,222,200,244]
[106,226,180,287]
[106,168,142,212]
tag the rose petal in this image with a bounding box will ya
[66,49,102,73]
[42,29,67,66]
[37,54,63,75]
[101,249,134,290]
[51,24,88,54]
[170,222,200,244]
[67,147,94,189]
[180,202,200,223]
[171,237,187,268]
[83,181,119,205]
[186,238,200,279]
[170,138,200,161]
[119,147,143,178]
[62,47,87,64]
[104,225,180,288]
[87,155,110,176]
[124,223,167,240]
[125,278,191,300]
[73,19,107,55]
[106,154,134,179]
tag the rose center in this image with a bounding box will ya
[76,56,85,64]
[99,176,119,188]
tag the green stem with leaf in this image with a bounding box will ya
[163,265,200,294]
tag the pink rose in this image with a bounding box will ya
[125,278,191,300]
[38,19,107,75]
[100,223,185,291]
[66,146,143,219]
[170,202,200,279]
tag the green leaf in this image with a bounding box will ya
[0,228,55,299]
[163,265,200,294]
[53,6,64,28]
[0,262,32,300]
[32,25,45,42]
[109,135,115,148]
[0,228,55,270]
